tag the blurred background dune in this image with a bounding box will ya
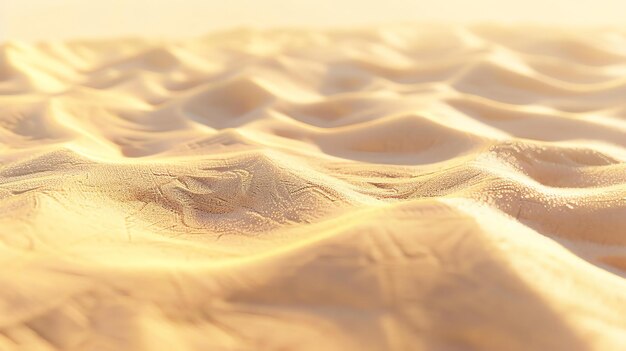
[2,0,626,42]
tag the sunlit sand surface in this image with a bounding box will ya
[1,25,626,350]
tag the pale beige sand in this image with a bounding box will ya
[1,25,626,350]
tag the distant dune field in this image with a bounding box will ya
[0,25,625,350]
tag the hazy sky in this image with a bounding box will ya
[1,0,626,42]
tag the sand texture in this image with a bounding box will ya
[1,25,626,350]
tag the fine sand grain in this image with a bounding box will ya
[0,25,625,350]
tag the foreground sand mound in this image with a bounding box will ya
[0,25,625,350]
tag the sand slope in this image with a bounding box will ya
[0,25,626,350]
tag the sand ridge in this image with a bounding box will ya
[0,25,625,350]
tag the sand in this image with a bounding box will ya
[0,25,625,350]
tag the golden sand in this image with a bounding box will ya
[0,25,625,350]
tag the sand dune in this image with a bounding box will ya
[0,25,626,350]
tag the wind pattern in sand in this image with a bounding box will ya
[1,25,626,350]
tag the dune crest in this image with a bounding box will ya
[0,25,625,351]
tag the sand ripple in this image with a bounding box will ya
[0,25,625,350]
